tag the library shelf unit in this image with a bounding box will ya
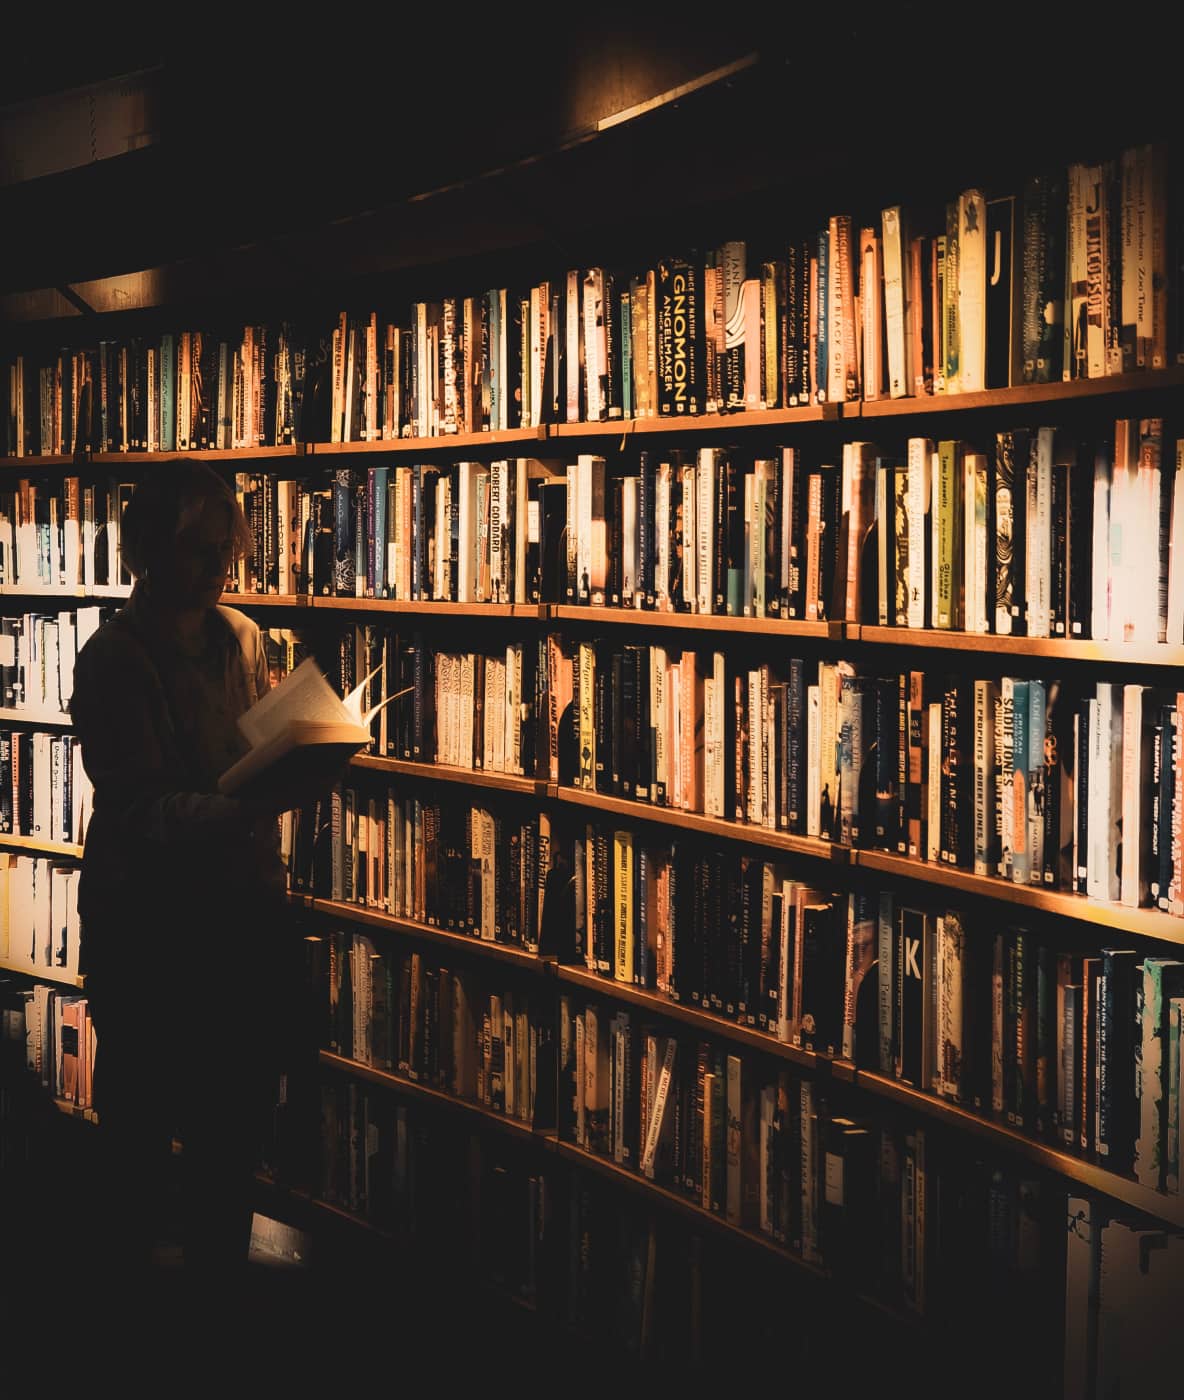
[0,959,82,988]
[7,38,1184,1386]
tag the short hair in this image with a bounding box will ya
[119,462,252,581]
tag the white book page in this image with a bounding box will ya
[237,658,348,748]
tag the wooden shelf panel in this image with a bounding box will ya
[853,850,1184,945]
[853,625,1184,666]
[220,592,310,608]
[555,963,820,1069]
[350,753,548,795]
[307,596,541,617]
[0,455,78,469]
[308,427,547,455]
[554,785,847,864]
[856,1070,1184,1229]
[0,958,83,987]
[0,707,72,725]
[550,605,835,638]
[554,1140,827,1272]
[854,367,1184,418]
[319,1050,544,1143]
[301,895,548,971]
[0,586,88,599]
[88,446,303,462]
[0,833,83,857]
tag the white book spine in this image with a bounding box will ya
[1120,683,1145,908]
[881,206,909,398]
[1169,442,1184,643]
[906,438,931,629]
[697,448,715,616]
[957,190,987,392]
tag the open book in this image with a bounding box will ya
[218,657,404,804]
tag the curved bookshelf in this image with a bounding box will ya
[300,894,549,972]
[553,785,847,865]
[853,849,1184,946]
[350,753,548,796]
[852,625,1184,668]
[854,1069,1184,1230]
[550,605,836,639]
[319,1049,546,1145]
[0,833,84,858]
[555,963,820,1071]
[307,426,547,455]
[851,366,1184,419]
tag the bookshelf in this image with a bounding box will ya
[3,38,1181,1387]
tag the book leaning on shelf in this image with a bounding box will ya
[217,657,405,807]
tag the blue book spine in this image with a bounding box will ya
[372,465,389,597]
[160,334,175,451]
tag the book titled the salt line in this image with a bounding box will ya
[218,657,404,802]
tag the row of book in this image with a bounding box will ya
[562,818,1184,1198]
[0,477,133,595]
[229,416,1184,650]
[0,610,106,718]
[286,791,553,953]
[0,978,94,1110]
[280,145,1184,442]
[0,730,91,845]
[0,324,307,457]
[316,1084,546,1310]
[308,930,554,1128]
[0,856,83,982]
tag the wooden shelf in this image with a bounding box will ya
[555,963,821,1070]
[0,586,88,599]
[307,596,542,617]
[0,454,79,469]
[554,1140,828,1272]
[0,833,83,857]
[88,446,304,462]
[853,849,1184,945]
[350,753,549,796]
[0,707,72,726]
[855,1070,1184,1229]
[319,1050,545,1144]
[550,605,837,638]
[0,958,83,987]
[852,366,1184,419]
[308,427,548,455]
[852,625,1184,667]
[55,1097,97,1123]
[553,785,847,864]
[301,895,548,971]
[220,592,311,608]
[547,405,840,440]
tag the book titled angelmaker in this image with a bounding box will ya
[218,657,403,804]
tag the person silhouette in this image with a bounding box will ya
[70,462,314,1294]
